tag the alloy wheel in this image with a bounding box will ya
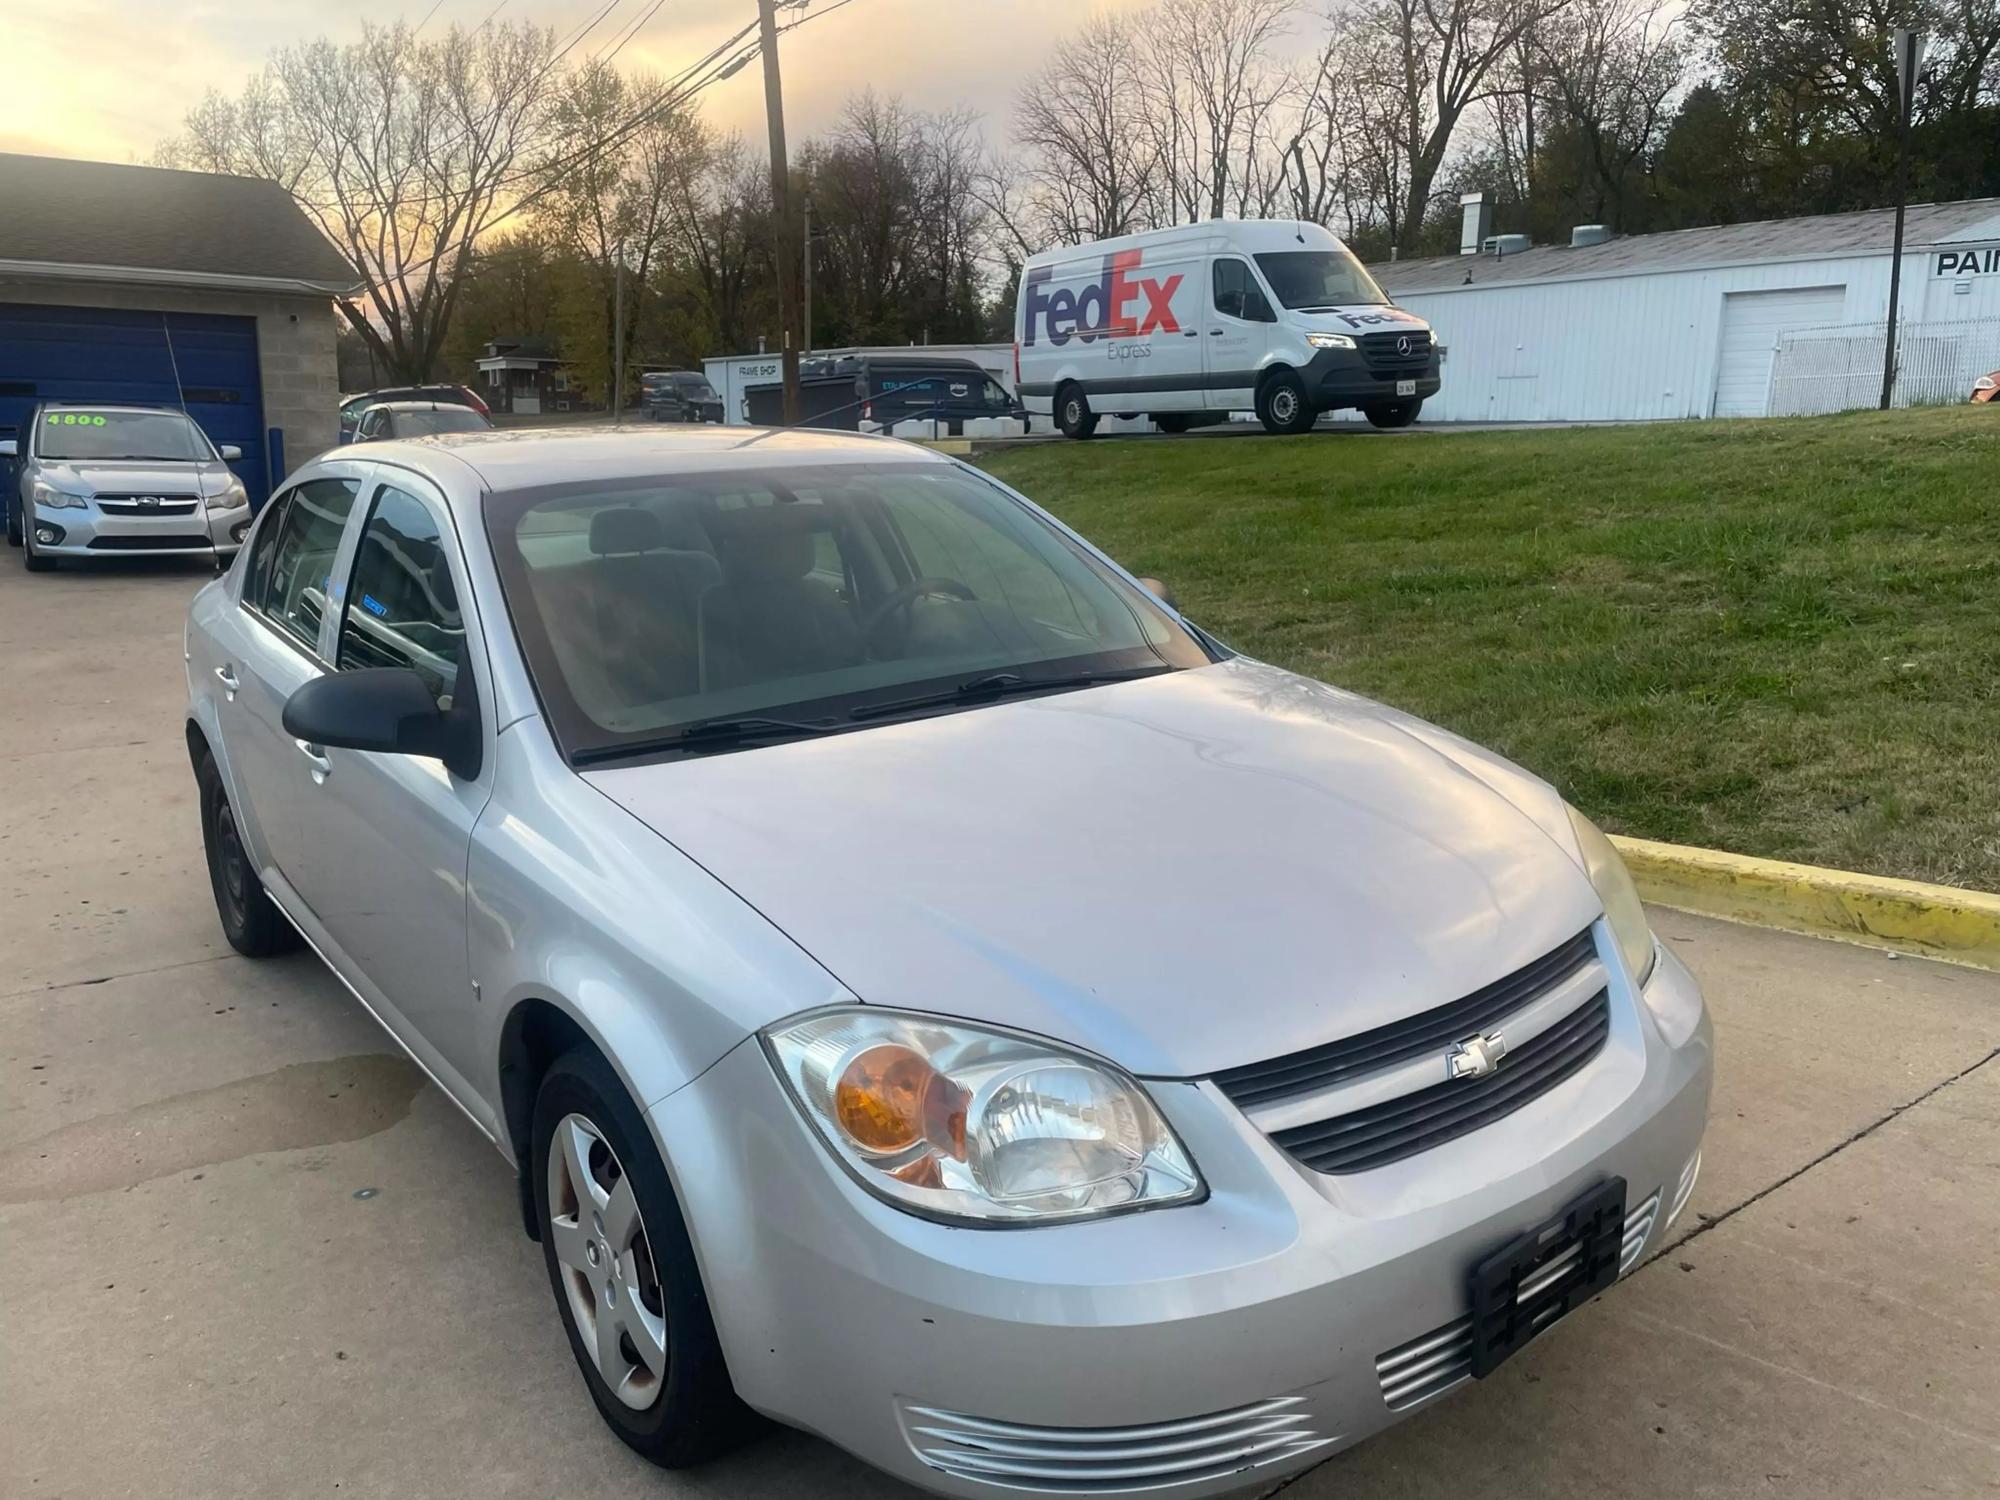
[547,1112,669,1410]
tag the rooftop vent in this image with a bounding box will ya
[1571,224,1614,248]
[1483,233,1532,257]
[1460,192,1494,256]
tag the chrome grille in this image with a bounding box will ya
[1212,929,1596,1109]
[1358,329,1433,373]
[96,494,199,516]
[900,1396,1328,1492]
[1262,987,1612,1175]
[1376,1315,1472,1411]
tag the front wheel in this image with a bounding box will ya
[533,1048,752,1468]
[1365,400,1423,429]
[21,520,54,572]
[5,497,21,548]
[1255,371,1316,435]
[1056,385,1099,440]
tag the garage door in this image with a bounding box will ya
[0,303,268,506]
[1712,286,1846,418]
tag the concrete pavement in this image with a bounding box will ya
[2,556,1995,1499]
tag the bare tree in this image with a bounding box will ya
[1332,0,1572,254]
[1012,16,1161,244]
[1139,0,1299,223]
[161,21,560,380]
[1532,0,1689,226]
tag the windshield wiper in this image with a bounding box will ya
[572,714,848,765]
[849,666,1174,722]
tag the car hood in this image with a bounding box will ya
[1290,305,1431,337]
[583,658,1601,1078]
[34,458,237,498]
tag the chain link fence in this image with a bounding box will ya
[1768,317,2000,415]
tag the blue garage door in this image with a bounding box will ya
[0,303,269,507]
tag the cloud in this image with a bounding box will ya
[1,0,1153,165]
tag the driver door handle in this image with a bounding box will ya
[214,665,240,698]
[296,739,331,785]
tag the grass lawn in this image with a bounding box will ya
[979,407,2000,890]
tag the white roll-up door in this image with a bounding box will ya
[1712,286,1847,417]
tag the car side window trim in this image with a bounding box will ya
[237,471,369,668]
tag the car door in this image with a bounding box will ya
[301,471,495,1100]
[210,475,362,908]
[1207,256,1275,409]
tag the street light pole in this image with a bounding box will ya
[756,0,801,424]
[612,242,626,419]
[1880,28,1926,411]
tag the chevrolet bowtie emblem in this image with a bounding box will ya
[1447,1032,1507,1080]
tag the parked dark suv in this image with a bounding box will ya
[641,371,723,424]
[745,355,1028,435]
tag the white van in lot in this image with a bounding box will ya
[1015,220,1440,437]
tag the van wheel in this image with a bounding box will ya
[1256,371,1316,435]
[1152,414,1192,434]
[1365,400,1422,429]
[1056,385,1098,440]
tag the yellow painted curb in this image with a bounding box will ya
[1611,835,2000,971]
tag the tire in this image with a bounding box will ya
[1255,370,1316,435]
[1152,414,1193,434]
[1055,384,1099,440]
[22,520,54,572]
[533,1048,752,1469]
[1365,400,1423,429]
[196,750,299,957]
[5,497,20,548]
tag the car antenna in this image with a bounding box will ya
[159,313,191,420]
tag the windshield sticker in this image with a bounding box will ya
[48,414,108,426]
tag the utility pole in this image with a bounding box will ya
[1880,27,1926,411]
[802,199,813,357]
[612,243,626,419]
[757,0,801,424]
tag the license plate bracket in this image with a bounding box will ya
[1467,1177,1626,1378]
[1396,378,1418,396]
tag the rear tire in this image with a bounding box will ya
[5,497,20,548]
[1255,370,1316,435]
[196,750,299,957]
[1365,400,1422,429]
[1056,384,1099,440]
[1152,414,1192,434]
[533,1048,754,1468]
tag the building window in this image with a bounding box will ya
[553,370,570,392]
[487,368,502,388]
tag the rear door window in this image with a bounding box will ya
[248,478,360,653]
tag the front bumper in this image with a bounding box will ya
[26,497,249,558]
[652,941,1713,1498]
[1303,347,1441,409]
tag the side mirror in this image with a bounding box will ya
[1138,576,1178,610]
[219,444,243,461]
[281,667,480,779]
[0,440,15,457]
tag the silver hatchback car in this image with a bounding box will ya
[6,402,253,570]
[184,426,1711,1497]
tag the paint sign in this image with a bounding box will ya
[1933,244,2000,277]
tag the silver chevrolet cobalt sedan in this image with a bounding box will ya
[184,426,1710,1497]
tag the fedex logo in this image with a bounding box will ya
[1023,251,1183,346]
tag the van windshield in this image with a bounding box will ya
[1254,250,1390,310]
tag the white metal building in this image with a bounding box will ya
[1370,197,2000,423]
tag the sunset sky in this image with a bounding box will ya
[0,0,1142,168]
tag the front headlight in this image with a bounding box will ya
[212,476,248,510]
[1565,804,1657,987]
[1305,332,1357,350]
[30,477,88,510]
[763,1008,1202,1224]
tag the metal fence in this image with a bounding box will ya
[1768,317,2000,415]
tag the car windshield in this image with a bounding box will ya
[1253,249,1390,309]
[486,460,1210,761]
[36,410,213,462]
[397,408,490,436]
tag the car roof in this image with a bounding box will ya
[361,400,482,414]
[39,400,186,413]
[350,423,945,494]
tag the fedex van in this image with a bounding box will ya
[1015,220,1440,437]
